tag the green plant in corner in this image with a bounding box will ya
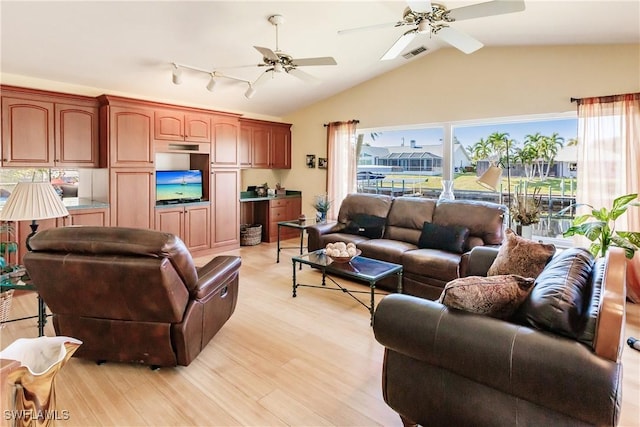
[561,193,640,259]
[0,223,18,273]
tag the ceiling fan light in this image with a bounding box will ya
[206,75,216,92]
[417,21,430,34]
[274,63,284,73]
[245,84,256,99]
[171,64,182,85]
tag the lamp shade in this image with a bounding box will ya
[477,165,503,192]
[0,182,69,221]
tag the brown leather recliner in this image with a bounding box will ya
[23,226,241,367]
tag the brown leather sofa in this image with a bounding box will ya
[307,193,506,299]
[23,226,241,368]
[373,246,626,426]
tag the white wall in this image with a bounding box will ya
[283,44,640,217]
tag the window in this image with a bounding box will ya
[359,113,578,245]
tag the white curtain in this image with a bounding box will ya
[326,121,358,220]
[576,93,640,300]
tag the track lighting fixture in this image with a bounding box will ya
[244,83,256,99]
[171,63,182,85]
[206,74,216,92]
[170,62,256,98]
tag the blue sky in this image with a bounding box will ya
[360,118,577,149]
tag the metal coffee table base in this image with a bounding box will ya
[291,252,403,326]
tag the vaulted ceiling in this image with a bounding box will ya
[1,1,638,118]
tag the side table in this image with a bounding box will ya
[0,274,48,337]
[276,219,320,266]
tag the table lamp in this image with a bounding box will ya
[0,182,69,251]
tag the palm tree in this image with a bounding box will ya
[538,132,564,180]
[469,137,493,164]
[523,132,545,179]
[513,144,538,180]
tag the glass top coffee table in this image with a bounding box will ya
[292,249,403,326]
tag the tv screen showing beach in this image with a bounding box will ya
[156,170,203,202]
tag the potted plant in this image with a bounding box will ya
[0,223,18,277]
[561,193,640,259]
[313,195,331,224]
[510,184,541,239]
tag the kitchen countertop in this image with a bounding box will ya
[239,190,301,202]
[63,198,109,210]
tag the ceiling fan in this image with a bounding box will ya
[339,0,525,60]
[251,14,337,88]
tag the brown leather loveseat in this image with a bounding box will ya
[373,246,626,426]
[307,193,506,299]
[23,226,241,367]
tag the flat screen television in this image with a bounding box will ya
[155,170,203,204]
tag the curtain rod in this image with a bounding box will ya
[570,92,639,104]
[323,119,359,127]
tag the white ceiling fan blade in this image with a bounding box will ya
[252,70,273,88]
[254,46,279,61]
[449,0,525,22]
[437,26,483,54]
[407,1,432,13]
[291,57,337,67]
[380,30,417,61]
[338,21,403,35]
[287,68,321,85]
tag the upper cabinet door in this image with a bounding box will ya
[1,97,55,167]
[154,110,184,141]
[109,106,154,167]
[251,126,270,168]
[211,116,239,167]
[184,113,211,143]
[239,126,252,168]
[55,103,99,167]
[155,110,211,143]
[270,125,291,169]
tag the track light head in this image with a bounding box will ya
[206,75,216,92]
[171,63,182,85]
[245,84,256,99]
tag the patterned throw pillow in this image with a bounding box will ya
[439,274,536,319]
[487,229,555,278]
[418,222,470,253]
[344,214,386,239]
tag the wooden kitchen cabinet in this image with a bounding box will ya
[211,115,240,167]
[105,105,155,168]
[155,204,210,252]
[1,87,99,167]
[270,124,291,169]
[254,196,302,243]
[154,109,211,143]
[59,207,110,227]
[110,168,154,229]
[1,97,54,167]
[210,169,240,250]
[55,103,100,167]
[239,119,291,169]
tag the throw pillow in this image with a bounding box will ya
[344,214,386,239]
[487,229,555,278]
[418,222,470,254]
[514,247,595,339]
[438,275,536,319]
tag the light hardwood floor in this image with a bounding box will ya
[1,240,639,427]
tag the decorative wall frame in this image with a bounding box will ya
[318,158,327,169]
[306,154,316,168]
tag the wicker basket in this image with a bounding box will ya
[240,224,262,246]
[0,289,14,328]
